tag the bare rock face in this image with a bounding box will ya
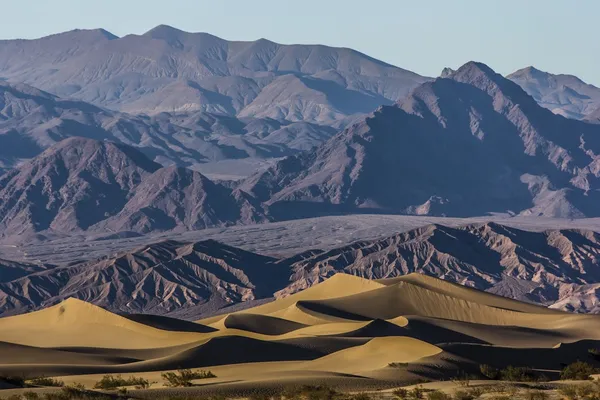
[4,222,600,317]
[508,66,600,120]
[0,81,336,175]
[585,107,600,124]
[0,137,160,235]
[241,62,600,219]
[0,26,428,123]
[277,223,600,310]
[0,137,266,237]
[97,166,267,233]
[0,239,287,316]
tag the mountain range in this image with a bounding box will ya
[3,61,600,240]
[0,80,340,178]
[2,222,600,318]
[3,27,600,321]
[0,137,264,237]
[0,26,427,121]
[242,62,600,219]
[508,66,600,120]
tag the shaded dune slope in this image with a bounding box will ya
[1,273,600,386]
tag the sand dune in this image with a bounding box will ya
[2,272,600,391]
[0,298,202,349]
[304,337,443,374]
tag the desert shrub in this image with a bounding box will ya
[393,388,409,399]
[42,393,69,400]
[61,383,86,397]
[93,374,149,390]
[29,377,65,387]
[23,392,40,400]
[351,394,371,400]
[479,364,499,380]
[6,395,24,400]
[561,361,599,380]
[499,366,536,382]
[452,390,475,400]
[409,386,425,399]
[425,391,451,400]
[558,385,579,400]
[161,369,216,387]
[524,390,548,400]
[389,363,409,368]
[302,385,338,400]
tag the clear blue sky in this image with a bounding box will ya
[1,0,598,85]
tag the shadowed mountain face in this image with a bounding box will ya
[508,66,600,120]
[0,26,427,123]
[586,107,600,124]
[278,223,600,311]
[0,81,336,176]
[0,137,265,237]
[0,239,287,316]
[241,62,600,218]
[3,222,600,317]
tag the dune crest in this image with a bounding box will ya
[1,273,600,388]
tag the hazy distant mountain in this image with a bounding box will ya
[0,80,336,176]
[508,66,600,120]
[0,26,428,123]
[241,62,600,219]
[0,138,265,238]
[4,222,600,316]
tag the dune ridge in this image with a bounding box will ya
[1,273,600,390]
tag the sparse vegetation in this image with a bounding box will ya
[161,369,216,387]
[93,374,150,390]
[452,390,476,400]
[499,366,537,382]
[22,392,40,400]
[426,391,451,400]
[279,385,341,400]
[560,361,599,380]
[29,377,64,387]
[480,364,500,380]
[392,386,425,400]
[389,362,409,368]
[523,390,548,400]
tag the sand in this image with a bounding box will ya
[1,272,600,394]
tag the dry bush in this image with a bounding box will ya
[161,369,216,387]
[425,391,451,400]
[561,361,599,380]
[479,364,499,380]
[393,388,409,399]
[93,374,149,390]
[29,377,64,387]
[523,389,548,400]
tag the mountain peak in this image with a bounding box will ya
[452,61,498,79]
[440,67,455,78]
[48,28,118,42]
[507,66,550,80]
[141,25,221,43]
[143,24,185,38]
